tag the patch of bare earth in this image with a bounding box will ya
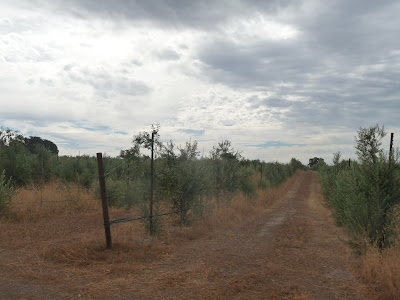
[0,171,378,299]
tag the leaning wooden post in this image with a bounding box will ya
[96,153,112,249]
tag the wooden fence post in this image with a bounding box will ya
[96,153,112,249]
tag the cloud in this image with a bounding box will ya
[1,33,53,63]
[245,141,306,148]
[178,129,205,136]
[0,0,399,164]
[67,67,152,98]
[156,49,180,61]
[54,0,298,29]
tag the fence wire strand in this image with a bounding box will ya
[108,210,185,225]
[103,159,129,177]
[13,198,99,204]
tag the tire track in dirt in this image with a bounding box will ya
[113,171,377,299]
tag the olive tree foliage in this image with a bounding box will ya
[24,136,59,155]
[0,128,33,186]
[209,140,256,197]
[157,140,207,225]
[320,124,400,250]
[355,124,386,163]
[333,151,342,166]
[210,140,241,161]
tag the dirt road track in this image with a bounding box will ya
[0,171,377,299]
[115,171,375,299]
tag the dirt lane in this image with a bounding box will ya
[113,171,376,299]
[0,171,377,299]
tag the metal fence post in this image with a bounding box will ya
[389,133,394,167]
[150,132,155,234]
[96,153,112,249]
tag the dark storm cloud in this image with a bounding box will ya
[301,0,400,57]
[197,38,322,88]
[57,0,297,29]
[196,0,400,88]
[190,0,400,132]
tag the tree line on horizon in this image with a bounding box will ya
[0,126,306,222]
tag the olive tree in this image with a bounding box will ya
[355,124,386,163]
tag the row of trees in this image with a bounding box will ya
[318,124,400,250]
[105,126,305,228]
[0,126,305,223]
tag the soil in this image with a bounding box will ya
[0,171,378,299]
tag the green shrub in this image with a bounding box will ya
[320,155,400,250]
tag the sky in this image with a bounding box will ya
[0,0,399,164]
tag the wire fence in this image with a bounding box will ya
[11,178,100,207]
[108,210,184,225]
[12,198,99,205]
[96,148,189,249]
[94,150,289,249]
[7,147,292,250]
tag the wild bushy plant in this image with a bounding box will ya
[321,157,400,249]
[319,124,400,249]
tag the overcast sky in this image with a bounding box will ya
[1,0,399,164]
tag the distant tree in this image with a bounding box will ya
[132,124,162,155]
[333,151,342,166]
[24,136,59,155]
[0,128,32,185]
[179,140,200,161]
[355,124,386,163]
[290,158,304,170]
[119,143,140,160]
[210,140,241,161]
[308,157,324,169]
[0,127,24,146]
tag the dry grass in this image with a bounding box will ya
[0,173,297,298]
[3,174,296,249]
[361,246,400,299]
[165,174,295,242]
[359,205,400,299]
[9,181,100,220]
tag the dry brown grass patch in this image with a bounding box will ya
[0,173,301,298]
[361,246,400,298]
[9,181,99,221]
